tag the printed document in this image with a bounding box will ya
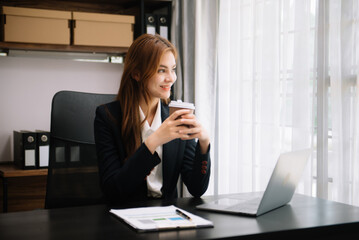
[110,205,213,232]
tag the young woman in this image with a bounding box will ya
[94,34,210,206]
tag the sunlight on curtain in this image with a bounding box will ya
[327,0,359,206]
[216,0,315,195]
[173,0,359,205]
[193,0,218,196]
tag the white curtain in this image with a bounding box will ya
[328,0,359,206]
[172,0,359,206]
[215,0,314,195]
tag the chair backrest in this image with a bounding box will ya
[45,91,116,209]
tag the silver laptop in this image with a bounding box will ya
[196,149,311,217]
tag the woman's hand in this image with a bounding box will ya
[176,111,210,154]
[145,109,199,154]
[145,109,210,154]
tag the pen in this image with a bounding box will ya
[176,209,192,221]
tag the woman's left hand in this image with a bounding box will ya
[178,113,210,154]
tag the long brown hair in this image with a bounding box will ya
[117,34,177,158]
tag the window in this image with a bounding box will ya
[212,0,359,206]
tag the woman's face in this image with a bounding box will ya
[146,51,177,100]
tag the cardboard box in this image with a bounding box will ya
[73,12,135,47]
[2,6,71,45]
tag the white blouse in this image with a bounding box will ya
[139,100,163,198]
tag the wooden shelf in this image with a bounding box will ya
[0,0,172,55]
[0,0,140,15]
[0,42,129,55]
[0,163,48,178]
[0,163,48,212]
[0,0,170,16]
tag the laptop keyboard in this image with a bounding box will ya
[227,197,261,213]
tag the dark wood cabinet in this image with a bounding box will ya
[0,163,48,212]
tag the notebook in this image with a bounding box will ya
[110,205,213,232]
[196,149,311,217]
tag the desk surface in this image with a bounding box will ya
[1,194,359,240]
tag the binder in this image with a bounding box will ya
[13,131,37,169]
[35,130,50,168]
[157,15,169,39]
[145,14,156,35]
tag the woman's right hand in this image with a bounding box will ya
[144,109,191,154]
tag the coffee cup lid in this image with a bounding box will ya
[169,100,195,109]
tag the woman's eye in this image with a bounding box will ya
[158,69,165,73]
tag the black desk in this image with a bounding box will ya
[1,194,359,239]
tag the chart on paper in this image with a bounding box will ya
[110,205,213,231]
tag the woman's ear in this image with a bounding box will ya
[131,71,140,82]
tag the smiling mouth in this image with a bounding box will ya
[161,85,171,91]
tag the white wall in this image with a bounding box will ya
[0,56,123,162]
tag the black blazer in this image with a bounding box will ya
[94,100,211,206]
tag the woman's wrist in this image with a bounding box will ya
[198,138,210,154]
[144,133,160,154]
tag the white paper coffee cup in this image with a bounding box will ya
[169,100,195,116]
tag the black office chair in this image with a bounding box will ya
[45,90,116,209]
